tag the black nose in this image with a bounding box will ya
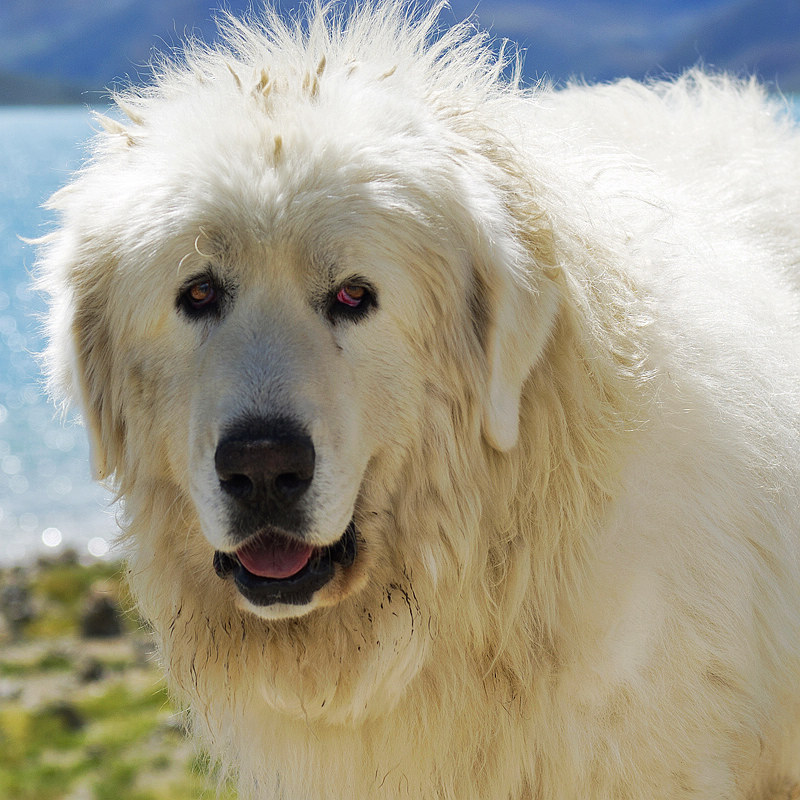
[215,418,315,532]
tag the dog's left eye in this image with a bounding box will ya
[336,285,366,307]
[177,275,223,319]
[328,281,376,322]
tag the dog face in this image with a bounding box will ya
[166,178,459,619]
[43,55,558,623]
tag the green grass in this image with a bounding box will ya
[0,687,235,799]
[0,651,73,676]
[0,558,238,800]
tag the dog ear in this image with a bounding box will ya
[43,239,125,482]
[69,294,125,481]
[479,229,559,452]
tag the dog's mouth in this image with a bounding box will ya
[213,521,357,607]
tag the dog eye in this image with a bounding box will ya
[189,281,216,306]
[177,275,223,319]
[336,285,366,307]
[329,281,376,322]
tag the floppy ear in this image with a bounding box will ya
[43,238,125,483]
[479,231,560,452]
[69,294,125,481]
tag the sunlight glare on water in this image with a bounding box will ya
[0,106,117,564]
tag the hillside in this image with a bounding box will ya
[0,0,798,103]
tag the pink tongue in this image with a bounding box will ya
[237,534,314,579]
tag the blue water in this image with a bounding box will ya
[1,99,799,565]
[0,107,116,564]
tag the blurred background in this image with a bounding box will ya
[0,2,798,798]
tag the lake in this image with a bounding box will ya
[0,107,116,564]
[0,98,798,564]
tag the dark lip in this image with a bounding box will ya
[213,521,357,607]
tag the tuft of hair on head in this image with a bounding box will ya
[254,68,272,98]
[115,101,145,127]
[378,64,398,81]
[91,112,136,147]
[299,66,319,98]
[226,61,243,90]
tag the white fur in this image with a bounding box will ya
[39,2,800,797]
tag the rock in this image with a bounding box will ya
[80,584,123,639]
[0,571,35,639]
[44,701,85,732]
[77,657,105,683]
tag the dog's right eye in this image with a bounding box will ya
[177,275,223,319]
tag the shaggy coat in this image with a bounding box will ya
[39,3,800,798]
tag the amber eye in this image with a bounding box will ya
[328,280,376,323]
[188,280,216,307]
[336,285,366,307]
[177,274,224,319]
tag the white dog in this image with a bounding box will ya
[39,2,800,798]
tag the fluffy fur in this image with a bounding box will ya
[39,2,800,798]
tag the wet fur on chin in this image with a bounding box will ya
[38,2,800,798]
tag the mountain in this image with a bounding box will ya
[0,70,84,105]
[0,0,798,104]
[0,0,252,103]
[660,0,800,90]
[464,0,727,84]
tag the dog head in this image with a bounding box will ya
[39,7,559,623]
